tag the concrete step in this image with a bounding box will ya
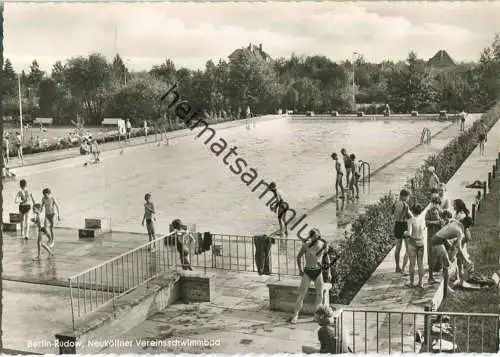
[85,218,102,229]
[78,228,103,240]
[3,222,18,232]
[9,213,22,223]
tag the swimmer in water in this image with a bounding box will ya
[290,228,329,324]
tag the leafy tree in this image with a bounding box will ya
[2,58,16,97]
[63,53,113,124]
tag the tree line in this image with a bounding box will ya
[1,35,500,126]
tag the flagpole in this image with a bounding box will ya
[18,74,24,141]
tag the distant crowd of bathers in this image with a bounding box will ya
[330,148,362,199]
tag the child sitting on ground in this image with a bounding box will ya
[31,203,54,261]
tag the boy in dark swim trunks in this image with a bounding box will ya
[41,188,61,248]
[142,193,156,249]
[15,179,35,240]
[331,153,344,199]
[349,153,360,198]
[393,189,411,274]
[291,228,330,324]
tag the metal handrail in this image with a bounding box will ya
[359,160,371,182]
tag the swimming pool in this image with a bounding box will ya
[3,118,449,236]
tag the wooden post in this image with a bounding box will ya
[489,172,492,189]
[484,181,488,197]
[424,306,432,353]
[494,165,497,178]
[472,204,476,224]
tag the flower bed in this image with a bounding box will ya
[331,103,500,303]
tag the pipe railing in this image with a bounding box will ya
[68,223,197,332]
[330,307,499,354]
[359,160,371,182]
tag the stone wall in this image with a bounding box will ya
[55,271,215,354]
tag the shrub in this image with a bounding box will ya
[331,101,500,303]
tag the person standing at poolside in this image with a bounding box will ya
[3,134,10,165]
[428,166,440,191]
[340,148,352,189]
[404,204,426,288]
[126,118,132,143]
[437,183,450,211]
[425,194,445,284]
[142,193,156,250]
[143,120,149,142]
[459,111,466,131]
[41,188,61,248]
[393,189,411,274]
[478,122,487,156]
[15,132,23,164]
[331,153,345,199]
[290,228,329,324]
[15,179,35,240]
[452,199,470,221]
[349,153,360,199]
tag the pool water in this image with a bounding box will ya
[3,118,449,236]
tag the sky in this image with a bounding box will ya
[4,1,500,74]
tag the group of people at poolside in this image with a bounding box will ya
[331,148,362,199]
[13,179,61,261]
[393,167,474,292]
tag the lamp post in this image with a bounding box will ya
[352,51,359,113]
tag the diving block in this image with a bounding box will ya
[9,213,22,223]
[78,228,103,240]
[3,222,18,232]
[85,218,101,229]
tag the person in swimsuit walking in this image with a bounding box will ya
[15,179,35,240]
[41,188,61,248]
[290,228,330,324]
[393,189,411,274]
[31,203,55,261]
[331,153,345,199]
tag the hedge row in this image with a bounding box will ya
[332,103,500,303]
